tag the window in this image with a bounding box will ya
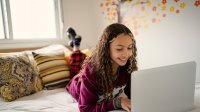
[0,1,5,39]
[0,0,63,44]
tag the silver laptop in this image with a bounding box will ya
[131,61,196,112]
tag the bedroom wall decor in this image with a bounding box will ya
[100,0,200,35]
[100,0,119,23]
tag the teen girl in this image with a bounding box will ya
[66,23,137,112]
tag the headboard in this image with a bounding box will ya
[0,45,73,53]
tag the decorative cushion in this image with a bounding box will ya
[64,51,72,65]
[0,53,16,56]
[32,52,70,90]
[0,53,43,101]
[82,49,93,57]
[34,44,70,54]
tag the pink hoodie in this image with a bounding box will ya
[66,63,130,112]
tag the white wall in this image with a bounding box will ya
[62,0,200,82]
[134,1,200,82]
[62,0,98,49]
[62,0,114,49]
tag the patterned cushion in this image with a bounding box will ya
[0,53,43,101]
[32,52,70,90]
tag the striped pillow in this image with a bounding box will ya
[32,52,70,89]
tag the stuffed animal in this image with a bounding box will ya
[66,27,86,78]
[66,27,82,48]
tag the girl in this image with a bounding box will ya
[66,23,138,112]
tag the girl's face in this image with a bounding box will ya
[109,34,133,69]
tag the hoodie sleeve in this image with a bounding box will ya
[78,65,115,112]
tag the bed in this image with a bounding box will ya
[0,84,199,112]
[0,44,79,112]
[0,45,200,112]
[190,83,200,112]
[0,88,79,112]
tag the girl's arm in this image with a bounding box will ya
[78,66,115,112]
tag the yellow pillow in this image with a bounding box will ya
[82,49,92,57]
[64,51,72,65]
[32,52,70,90]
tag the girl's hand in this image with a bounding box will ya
[120,97,131,112]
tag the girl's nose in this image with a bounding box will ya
[122,50,129,58]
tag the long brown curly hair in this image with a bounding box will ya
[81,23,137,99]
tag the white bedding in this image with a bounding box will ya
[191,84,200,112]
[0,88,79,112]
[194,84,200,106]
[0,84,200,112]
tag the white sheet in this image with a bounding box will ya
[0,84,200,112]
[195,84,200,106]
[0,88,79,112]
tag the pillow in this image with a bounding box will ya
[0,53,43,101]
[64,50,72,65]
[34,44,70,54]
[0,53,17,56]
[32,52,70,90]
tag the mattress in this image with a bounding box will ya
[0,84,200,112]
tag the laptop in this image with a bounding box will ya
[131,61,196,112]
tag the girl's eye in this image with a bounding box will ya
[128,47,133,50]
[116,49,123,51]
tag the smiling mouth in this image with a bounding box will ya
[119,58,127,62]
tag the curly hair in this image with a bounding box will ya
[81,23,137,99]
